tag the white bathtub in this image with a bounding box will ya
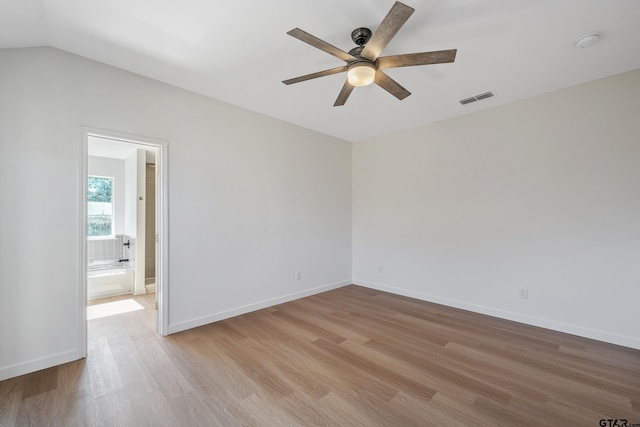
[87,266,134,300]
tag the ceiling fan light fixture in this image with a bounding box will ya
[347,62,376,87]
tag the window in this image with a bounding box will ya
[88,176,114,238]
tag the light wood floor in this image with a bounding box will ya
[1,285,639,426]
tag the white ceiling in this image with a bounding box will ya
[2,0,640,142]
[88,135,157,162]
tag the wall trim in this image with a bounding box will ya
[0,350,84,382]
[354,279,640,350]
[81,126,170,336]
[168,280,352,334]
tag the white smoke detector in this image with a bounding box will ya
[575,33,600,48]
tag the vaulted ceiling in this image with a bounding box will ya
[2,0,640,141]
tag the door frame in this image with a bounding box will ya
[80,127,169,355]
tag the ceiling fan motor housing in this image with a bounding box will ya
[351,27,372,46]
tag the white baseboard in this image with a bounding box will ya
[0,349,84,382]
[354,279,640,351]
[145,283,156,293]
[167,280,352,334]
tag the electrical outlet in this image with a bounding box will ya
[296,271,302,280]
[519,288,529,299]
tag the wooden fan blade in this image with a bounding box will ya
[287,28,357,62]
[361,1,415,61]
[377,49,457,69]
[334,81,354,106]
[374,71,411,100]
[283,66,347,85]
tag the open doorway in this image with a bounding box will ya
[81,128,168,351]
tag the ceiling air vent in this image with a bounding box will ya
[459,91,495,105]
[475,91,494,100]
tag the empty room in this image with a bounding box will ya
[1,0,639,425]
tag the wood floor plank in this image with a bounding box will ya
[280,333,401,403]
[472,396,541,427]
[235,392,295,427]
[0,388,21,426]
[169,336,256,400]
[278,391,348,426]
[312,337,437,401]
[138,336,195,400]
[216,337,295,400]
[20,367,57,400]
[390,391,487,427]
[364,338,513,405]
[1,285,639,426]
[317,392,379,427]
[16,389,59,427]
[85,336,122,400]
[53,391,89,427]
[427,392,508,426]
[339,339,477,405]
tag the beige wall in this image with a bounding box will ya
[0,47,352,380]
[353,69,640,349]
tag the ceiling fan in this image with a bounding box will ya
[283,1,457,106]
